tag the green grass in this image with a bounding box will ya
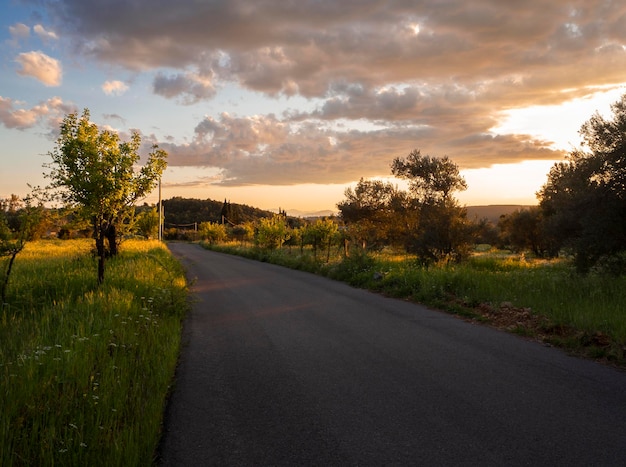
[0,239,188,466]
[204,241,626,364]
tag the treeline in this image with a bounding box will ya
[161,197,276,227]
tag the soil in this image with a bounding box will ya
[455,299,626,370]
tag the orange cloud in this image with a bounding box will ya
[15,51,62,86]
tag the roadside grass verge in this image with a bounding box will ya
[204,241,626,366]
[0,239,188,466]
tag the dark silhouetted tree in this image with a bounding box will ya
[538,94,626,273]
[392,150,471,263]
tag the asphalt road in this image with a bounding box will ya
[158,243,626,466]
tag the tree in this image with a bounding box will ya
[337,178,409,251]
[498,207,553,257]
[256,214,290,250]
[391,149,467,203]
[136,207,160,239]
[198,221,227,244]
[304,218,339,262]
[538,94,626,273]
[0,197,44,303]
[231,222,255,245]
[391,150,471,263]
[45,109,167,284]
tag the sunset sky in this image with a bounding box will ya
[1,0,625,215]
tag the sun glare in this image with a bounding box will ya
[493,86,626,150]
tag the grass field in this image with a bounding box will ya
[0,239,187,466]
[204,242,626,366]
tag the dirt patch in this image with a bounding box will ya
[454,300,626,370]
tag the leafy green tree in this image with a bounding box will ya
[0,198,44,302]
[337,178,408,251]
[256,214,290,250]
[538,94,626,273]
[391,150,471,263]
[304,218,339,262]
[45,109,167,284]
[231,223,255,245]
[136,207,160,239]
[199,221,227,244]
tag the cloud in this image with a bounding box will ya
[33,24,59,43]
[0,96,74,131]
[38,1,626,97]
[102,80,129,96]
[32,0,626,182]
[153,72,216,104]
[8,23,30,44]
[15,51,62,86]
[157,112,564,186]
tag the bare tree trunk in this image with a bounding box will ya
[1,248,20,303]
[95,223,106,285]
[106,223,118,257]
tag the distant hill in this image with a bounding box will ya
[466,205,534,224]
[162,197,275,226]
[281,208,338,218]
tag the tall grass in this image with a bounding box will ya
[204,241,626,362]
[0,239,187,466]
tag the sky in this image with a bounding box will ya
[1,0,626,215]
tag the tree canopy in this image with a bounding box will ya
[391,149,467,203]
[538,93,626,273]
[338,150,472,263]
[45,109,167,283]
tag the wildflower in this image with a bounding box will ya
[80,442,87,448]
[69,423,78,429]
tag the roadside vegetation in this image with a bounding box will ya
[0,239,187,466]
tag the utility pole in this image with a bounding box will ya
[158,176,163,241]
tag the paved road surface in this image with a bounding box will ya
[158,243,626,466]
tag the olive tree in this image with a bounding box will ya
[538,94,626,273]
[391,150,471,263]
[45,109,167,284]
[337,178,410,251]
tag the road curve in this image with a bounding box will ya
[158,243,626,466]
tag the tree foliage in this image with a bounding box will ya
[0,197,45,302]
[538,94,626,273]
[337,178,407,251]
[256,214,291,250]
[45,109,167,283]
[392,150,471,263]
[199,221,228,244]
[391,149,467,203]
[498,207,556,257]
[136,207,160,239]
[338,151,471,263]
[303,218,339,262]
